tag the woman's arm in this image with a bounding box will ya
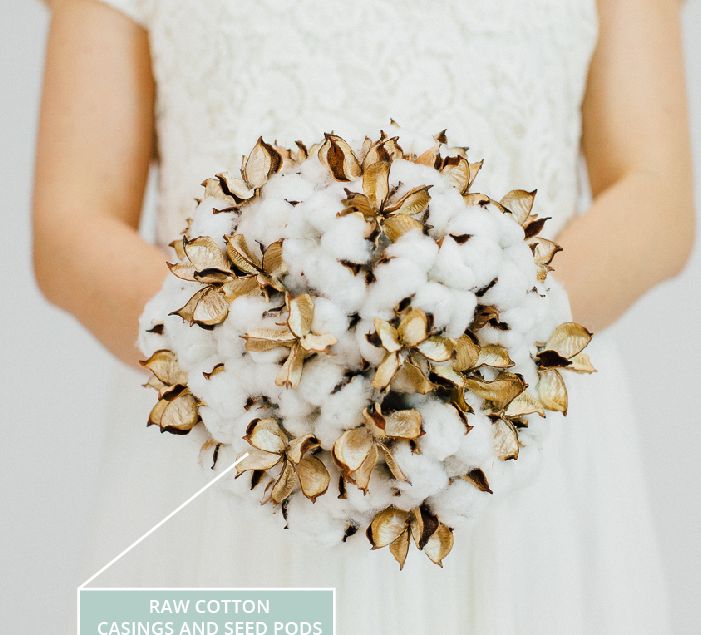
[555,0,695,332]
[33,0,166,367]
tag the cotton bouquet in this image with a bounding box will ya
[139,125,594,569]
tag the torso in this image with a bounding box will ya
[136,0,598,243]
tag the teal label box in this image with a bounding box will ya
[78,589,335,635]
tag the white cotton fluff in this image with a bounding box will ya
[392,442,450,510]
[427,478,492,529]
[189,200,236,248]
[138,128,579,554]
[417,400,469,461]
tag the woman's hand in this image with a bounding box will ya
[33,0,165,367]
[555,0,695,332]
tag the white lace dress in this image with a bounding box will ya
[85,1,672,632]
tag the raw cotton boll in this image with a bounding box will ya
[249,361,287,398]
[281,415,315,438]
[445,206,500,244]
[508,346,539,388]
[480,260,529,309]
[139,277,200,354]
[189,206,235,248]
[247,348,289,365]
[442,454,473,479]
[237,198,293,247]
[299,248,367,312]
[139,129,594,568]
[429,236,477,291]
[297,357,346,407]
[198,407,240,445]
[167,319,219,367]
[320,213,371,263]
[390,158,444,189]
[444,289,477,338]
[417,400,469,461]
[285,484,348,548]
[299,152,332,185]
[281,237,316,286]
[300,188,346,234]
[198,366,251,416]
[392,442,450,510]
[454,234,503,290]
[343,469,397,515]
[216,295,273,359]
[224,295,274,334]
[491,203,526,247]
[361,258,427,320]
[278,387,315,419]
[500,304,538,336]
[329,330,365,370]
[453,412,495,468]
[185,355,222,396]
[316,376,371,444]
[427,479,491,529]
[412,282,455,332]
[261,171,315,203]
[384,230,439,272]
[426,187,468,235]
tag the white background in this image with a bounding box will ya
[1,1,699,632]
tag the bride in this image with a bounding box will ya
[33,1,693,633]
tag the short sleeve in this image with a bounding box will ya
[99,0,153,28]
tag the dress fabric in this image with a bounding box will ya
[85,1,672,633]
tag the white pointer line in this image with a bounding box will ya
[79,452,250,589]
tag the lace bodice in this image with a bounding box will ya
[102,0,598,245]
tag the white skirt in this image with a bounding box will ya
[83,329,671,634]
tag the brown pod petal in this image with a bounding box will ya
[383,409,423,440]
[500,189,536,225]
[235,448,283,474]
[389,529,411,570]
[286,433,321,464]
[318,134,362,181]
[423,523,454,567]
[295,455,331,502]
[372,352,400,389]
[461,468,493,494]
[543,322,593,360]
[244,418,288,454]
[362,160,391,210]
[398,308,429,347]
[225,234,262,275]
[243,137,282,189]
[476,344,514,369]
[367,506,410,549]
[140,350,187,387]
[378,442,411,483]
[382,215,424,242]
[271,460,297,503]
[385,185,432,216]
[333,427,374,473]
[493,417,520,461]
[464,372,526,411]
[275,344,306,388]
[352,442,379,492]
[287,293,315,338]
[183,236,231,275]
[537,368,568,414]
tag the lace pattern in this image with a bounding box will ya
[100,0,598,244]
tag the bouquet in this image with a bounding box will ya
[139,124,594,569]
